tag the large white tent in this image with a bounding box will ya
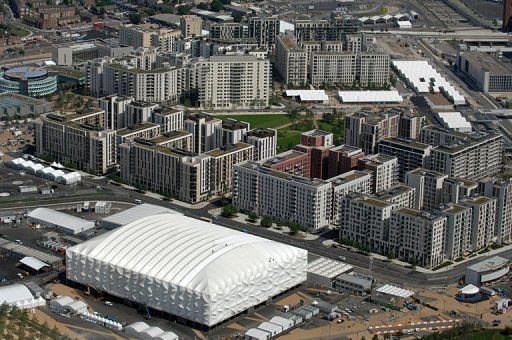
[0,284,45,309]
[66,214,308,327]
[27,208,95,234]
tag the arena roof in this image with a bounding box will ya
[67,214,308,326]
[101,203,178,229]
[338,90,403,103]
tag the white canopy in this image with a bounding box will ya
[459,284,480,295]
[20,256,49,271]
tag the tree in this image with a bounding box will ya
[247,211,258,223]
[233,12,242,22]
[128,13,142,24]
[197,2,208,10]
[260,217,272,228]
[210,0,223,12]
[289,222,300,235]
[221,204,238,218]
[177,5,191,15]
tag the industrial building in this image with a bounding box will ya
[66,214,308,327]
[465,256,509,286]
[27,208,95,235]
[458,52,512,93]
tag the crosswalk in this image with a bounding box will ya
[368,319,462,334]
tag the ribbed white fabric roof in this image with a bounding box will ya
[67,214,308,326]
[392,60,466,105]
[101,203,178,229]
[459,284,479,295]
[436,111,472,132]
[285,90,328,102]
[20,256,49,271]
[376,284,414,298]
[0,284,34,305]
[28,208,95,234]
[338,90,403,103]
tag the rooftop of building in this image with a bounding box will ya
[205,142,252,157]
[209,54,259,62]
[462,195,495,205]
[262,150,307,167]
[394,207,424,217]
[246,128,275,138]
[441,204,469,215]
[462,51,512,74]
[329,170,370,186]
[361,197,393,208]
[348,110,400,125]
[150,131,191,144]
[466,256,508,273]
[238,161,328,186]
[116,122,159,136]
[278,34,301,51]
[107,63,172,74]
[153,107,183,115]
[152,144,196,157]
[329,144,363,154]
[47,66,85,79]
[359,153,396,165]
[302,129,331,137]
[130,101,157,108]
[407,167,447,178]
[381,138,432,150]
[374,185,413,200]
[434,132,501,154]
[220,119,249,130]
[186,112,219,123]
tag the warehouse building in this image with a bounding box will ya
[465,256,509,286]
[458,52,512,93]
[66,214,308,327]
[27,208,95,235]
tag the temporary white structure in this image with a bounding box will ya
[36,167,55,178]
[50,296,75,312]
[269,316,294,331]
[47,170,65,181]
[55,172,81,185]
[125,322,150,337]
[257,322,283,337]
[26,163,44,174]
[140,326,165,338]
[245,328,271,340]
[28,208,96,234]
[20,256,50,271]
[154,331,179,340]
[338,90,403,103]
[67,214,308,326]
[0,284,45,309]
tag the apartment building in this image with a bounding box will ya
[210,23,247,40]
[389,208,446,268]
[294,16,360,43]
[233,161,332,231]
[244,128,277,161]
[214,119,250,149]
[125,101,158,127]
[34,113,116,175]
[330,170,373,223]
[184,112,222,154]
[405,168,447,211]
[374,184,415,209]
[205,143,254,197]
[429,133,503,181]
[442,204,472,260]
[150,29,181,52]
[151,131,193,152]
[180,15,202,38]
[358,154,398,193]
[152,107,184,133]
[419,125,469,147]
[344,110,399,155]
[275,35,308,86]
[398,111,425,140]
[262,150,310,178]
[357,52,390,86]
[116,123,161,146]
[461,196,497,251]
[309,52,357,87]
[248,16,280,51]
[98,95,134,130]
[119,25,153,48]
[441,177,478,204]
[339,194,394,254]
[119,139,211,203]
[378,138,432,181]
[481,178,512,244]
[196,55,270,109]
[327,145,364,178]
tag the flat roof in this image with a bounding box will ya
[462,52,512,74]
[436,111,472,131]
[27,208,95,234]
[336,273,372,288]
[307,257,353,279]
[338,90,403,103]
[285,90,328,102]
[204,142,252,157]
[20,256,49,271]
[467,256,508,273]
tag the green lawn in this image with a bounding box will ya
[277,119,316,152]
[213,114,293,129]
[0,24,30,37]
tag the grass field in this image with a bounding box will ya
[0,24,30,37]
[213,114,293,129]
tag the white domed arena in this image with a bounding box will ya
[66,213,307,327]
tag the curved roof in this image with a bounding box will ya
[459,284,479,295]
[71,214,304,293]
[0,284,34,304]
[4,66,47,81]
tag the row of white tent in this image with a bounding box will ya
[81,311,123,331]
[125,321,179,340]
[7,158,81,185]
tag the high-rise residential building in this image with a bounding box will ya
[210,23,246,40]
[150,28,181,52]
[429,133,503,181]
[294,130,334,179]
[214,119,250,149]
[180,15,202,38]
[330,170,373,222]
[441,177,478,204]
[98,95,134,130]
[275,35,308,86]
[461,196,497,251]
[398,111,425,140]
[480,178,512,244]
[119,25,153,48]
[244,128,277,161]
[344,110,400,155]
[327,145,365,178]
[504,0,512,33]
[34,112,117,175]
[357,52,390,86]
[389,208,446,268]
[378,138,432,181]
[125,101,158,127]
[373,184,415,209]
[119,139,211,203]
[442,204,472,260]
[262,150,310,178]
[294,16,360,43]
[405,168,447,211]
[116,123,161,146]
[339,194,394,254]
[152,107,184,133]
[358,154,398,193]
[184,112,222,154]
[309,52,356,87]
[204,143,254,197]
[151,130,193,152]
[233,161,332,231]
[419,125,468,147]
[197,55,270,109]
[248,16,280,51]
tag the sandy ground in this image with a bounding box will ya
[0,127,32,160]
